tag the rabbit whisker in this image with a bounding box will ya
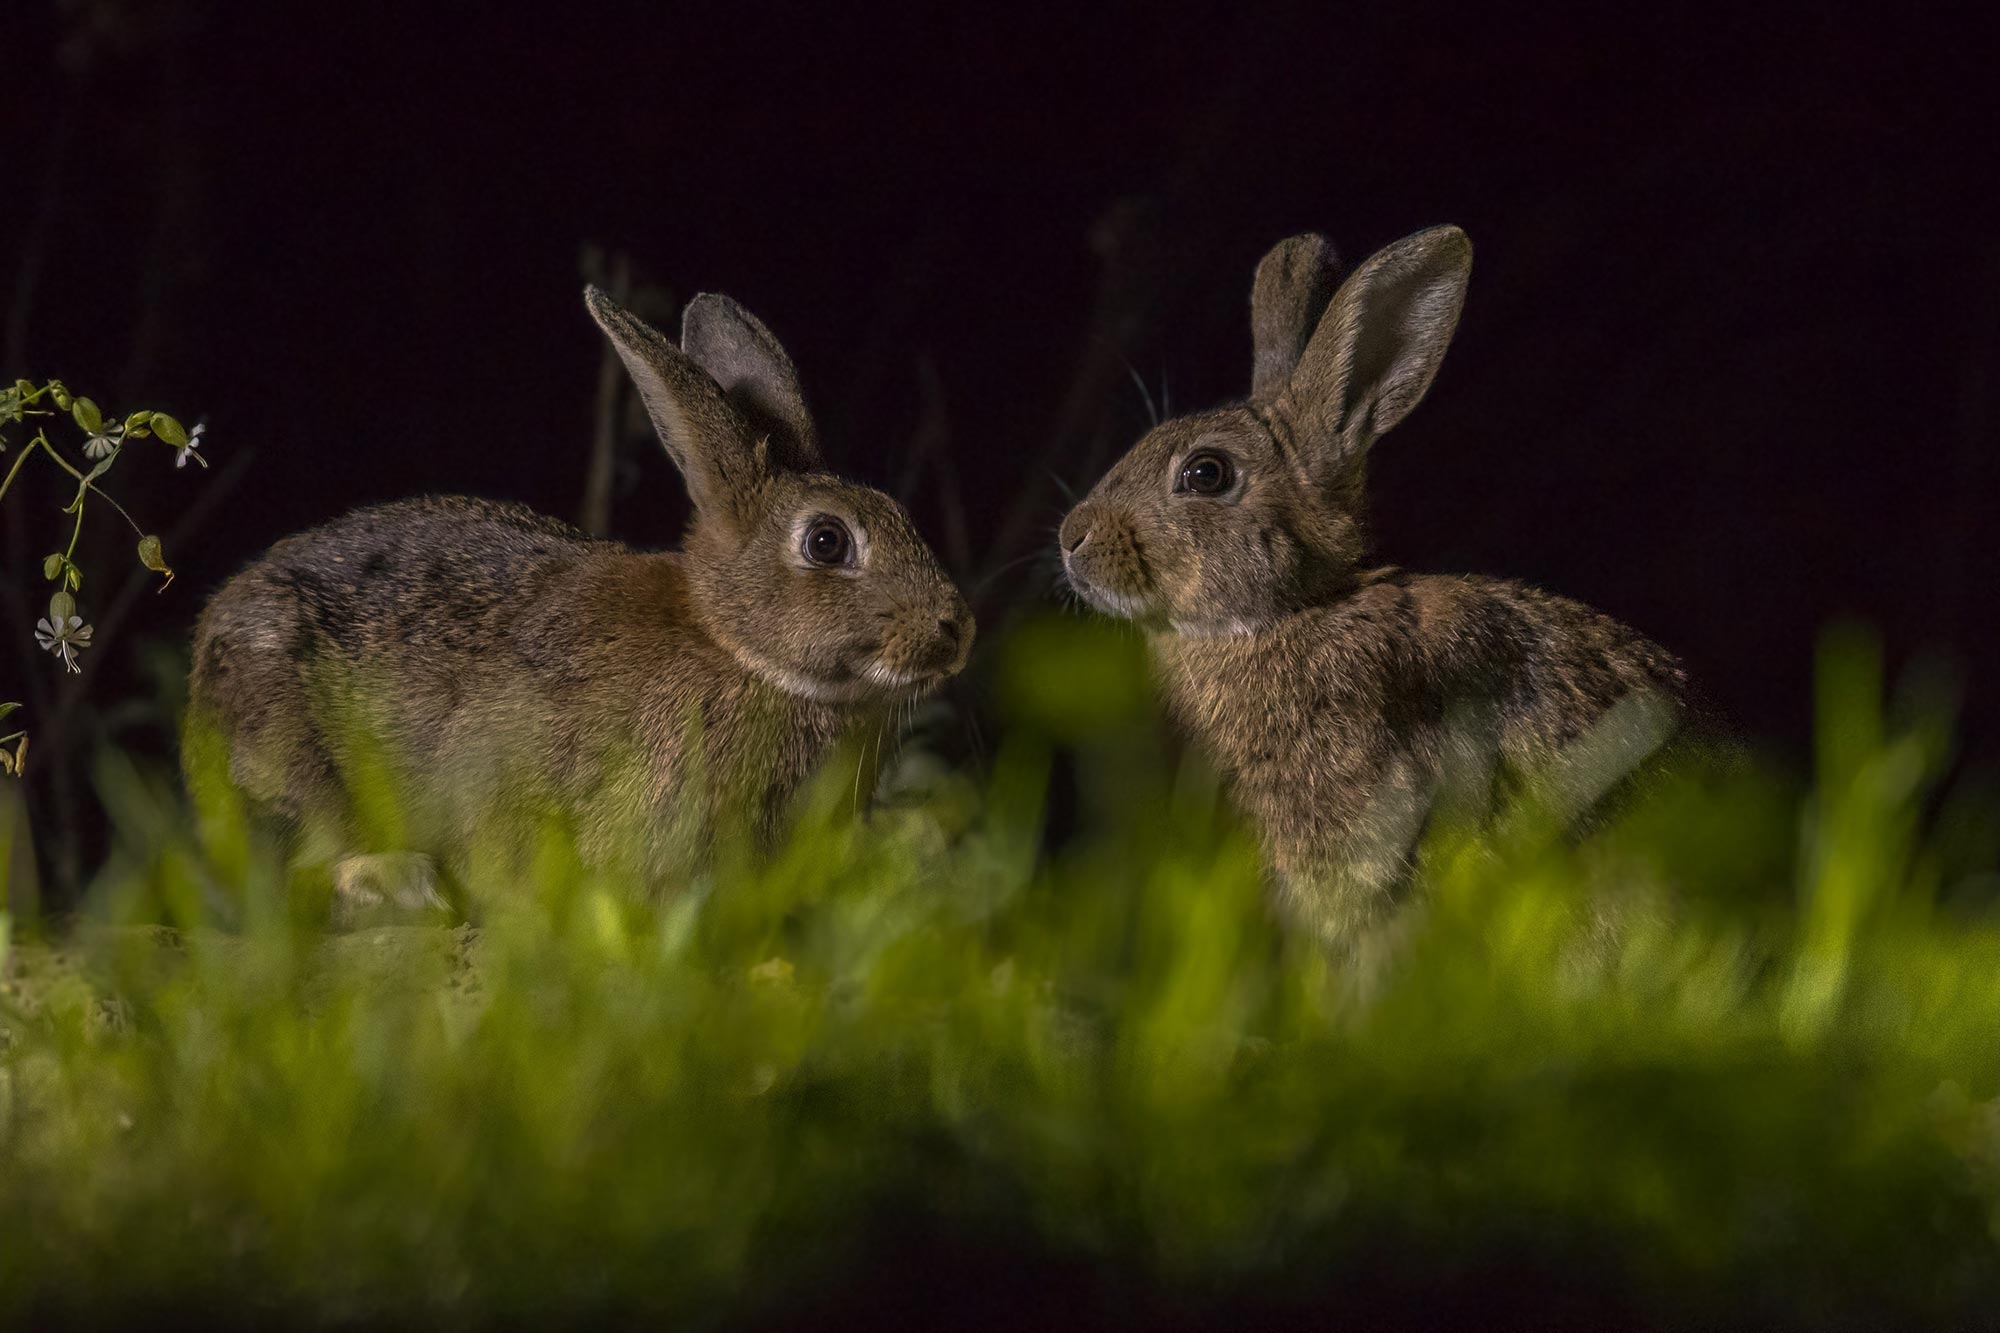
[1120,356,1159,426]
[974,550,1051,594]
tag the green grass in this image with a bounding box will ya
[1,619,1996,1328]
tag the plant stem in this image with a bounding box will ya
[0,439,33,506]
[62,488,85,563]
[34,436,84,482]
[82,462,146,536]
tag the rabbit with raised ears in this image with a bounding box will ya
[1058,226,1686,945]
[186,287,972,919]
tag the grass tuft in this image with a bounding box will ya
[1,619,1995,1327]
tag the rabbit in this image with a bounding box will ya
[1057,226,1688,947]
[186,286,973,920]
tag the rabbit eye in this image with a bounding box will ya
[802,516,854,567]
[1177,451,1234,496]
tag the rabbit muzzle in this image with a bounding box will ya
[1059,502,1156,621]
[865,586,975,693]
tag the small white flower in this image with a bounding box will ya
[34,615,93,674]
[174,420,208,469]
[83,425,125,460]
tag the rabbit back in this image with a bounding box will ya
[188,496,851,878]
[192,497,580,832]
[1151,569,1686,931]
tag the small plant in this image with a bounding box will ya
[0,377,204,774]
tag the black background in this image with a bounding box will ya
[4,1,1995,890]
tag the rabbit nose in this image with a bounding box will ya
[939,598,974,660]
[1059,508,1094,555]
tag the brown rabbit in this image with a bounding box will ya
[187,287,972,918]
[1058,227,1686,945]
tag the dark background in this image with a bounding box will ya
[3,1,1994,900]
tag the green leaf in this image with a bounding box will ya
[0,701,20,722]
[138,534,174,588]
[151,413,188,447]
[124,410,154,432]
[49,590,75,622]
[65,565,81,591]
[83,456,115,484]
[72,397,103,434]
[50,384,71,410]
[42,554,63,581]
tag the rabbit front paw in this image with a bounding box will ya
[331,853,449,929]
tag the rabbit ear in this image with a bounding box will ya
[1249,233,1342,402]
[1272,226,1471,485]
[585,285,779,529]
[680,293,823,472]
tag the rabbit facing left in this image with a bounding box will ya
[185,287,972,919]
[1058,226,1688,949]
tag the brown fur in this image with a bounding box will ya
[187,289,971,906]
[1059,227,1686,942]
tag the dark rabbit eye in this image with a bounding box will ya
[802,516,853,567]
[1177,450,1234,496]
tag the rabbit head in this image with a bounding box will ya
[586,287,972,701]
[1058,227,1471,635]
